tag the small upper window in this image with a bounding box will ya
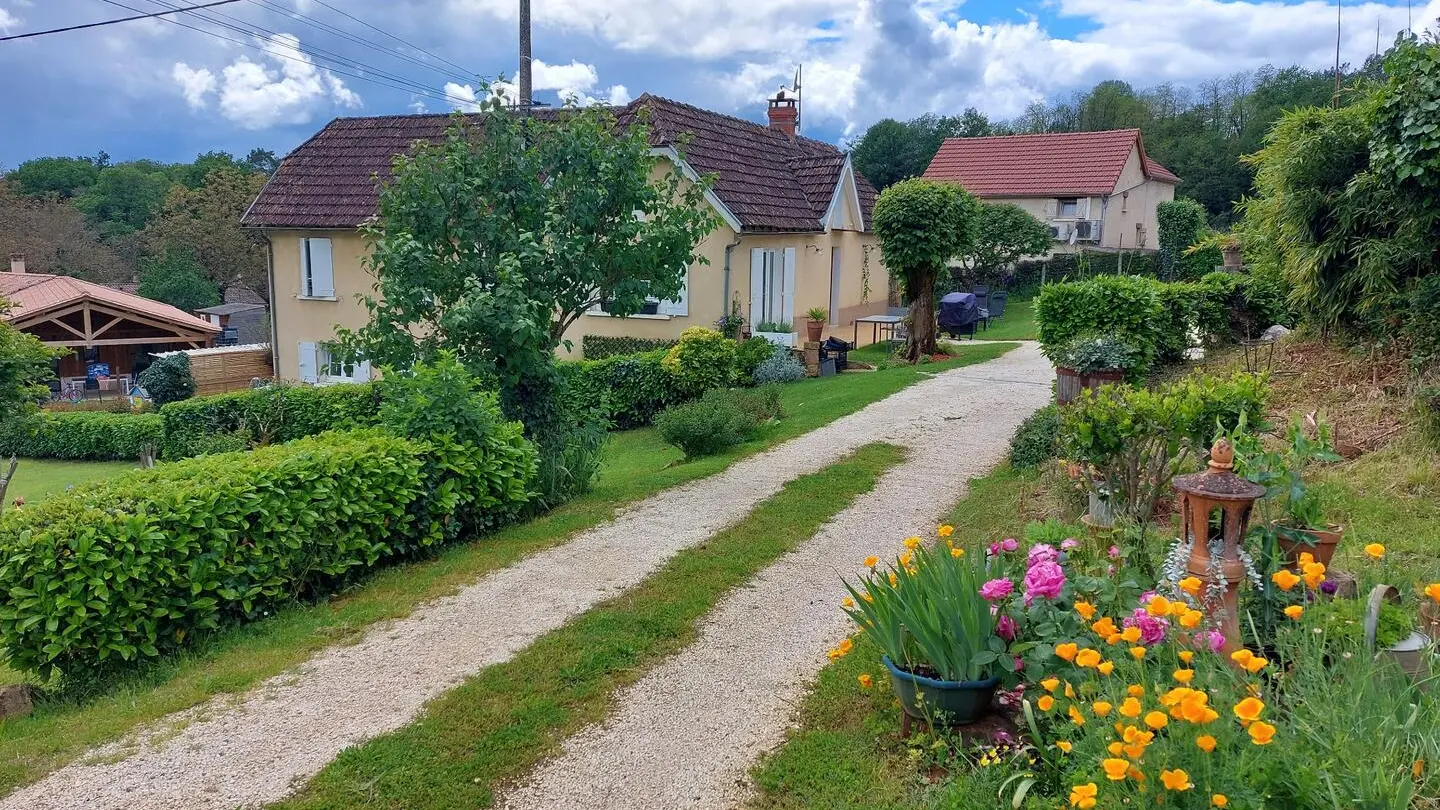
[1058,198,1079,218]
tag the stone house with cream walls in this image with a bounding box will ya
[242,93,888,383]
[922,129,1180,254]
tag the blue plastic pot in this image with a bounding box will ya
[882,656,999,726]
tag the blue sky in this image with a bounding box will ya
[0,0,1434,168]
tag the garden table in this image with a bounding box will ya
[854,314,904,346]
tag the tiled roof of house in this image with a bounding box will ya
[243,94,877,234]
[0,273,221,333]
[921,129,1180,198]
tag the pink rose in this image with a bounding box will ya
[1023,560,1066,606]
[1001,538,1020,552]
[1108,545,1121,559]
[1124,608,1169,646]
[1194,630,1226,652]
[980,578,1014,602]
[1027,543,1059,566]
[997,614,1017,640]
[1060,538,1080,551]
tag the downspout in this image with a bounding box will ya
[261,232,278,376]
[722,232,745,322]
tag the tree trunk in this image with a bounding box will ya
[0,456,17,513]
[906,277,938,362]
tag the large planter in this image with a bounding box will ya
[755,331,796,349]
[882,655,998,726]
[805,320,824,343]
[1276,524,1345,569]
[1056,367,1126,405]
[1222,246,1243,268]
[1366,584,1431,681]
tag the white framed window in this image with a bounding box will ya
[749,247,796,328]
[297,341,370,384]
[586,269,689,319]
[1058,198,1079,218]
[300,237,335,299]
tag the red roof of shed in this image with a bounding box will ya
[921,129,1179,198]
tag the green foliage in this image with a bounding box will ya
[136,250,221,312]
[5,155,102,199]
[734,336,777,380]
[958,202,1052,285]
[581,335,677,360]
[753,344,806,384]
[1009,404,1060,469]
[0,312,66,427]
[755,320,793,333]
[1049,335,1141,374]
[1307,597,1411,651]
[1157,198,1209,280]
[1370,35,1440,193]
[0,411,162,460]
[662,327,737,397]
[1406,274,1440,364]
[719,384,784,423]
[1036,275,1165,375]
[560,349,681,429]
[74,164,172,237]
[806,306,829,322]
[137,354,195,407]
[654,395,758,459]
[158,382,381,459]
[850,111,992,190]
[0,426,534,681]
[1010,251,1160,293]
[1198,269,1294,338]
[1231,414,1342,531]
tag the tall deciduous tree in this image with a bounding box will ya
[137,250,222,313]
[957,202,1052,285]
[0,180,130,281]
[872,178,980,361]
[850,111,993,191]
[141,168,269,298]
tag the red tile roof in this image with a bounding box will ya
[0,273,221,334]
[921,129,1179,198]
[243,94,877,234]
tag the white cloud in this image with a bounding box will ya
[171,33,361,129]
[0,7,20,34]
[446,59,629,109]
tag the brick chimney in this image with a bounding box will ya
[767,90,798,139]
[7,254,23,274]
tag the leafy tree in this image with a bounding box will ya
[1156,199,1210,280]
[1079,80,1150,131]
[339,100,716,506]
[850,111,993,191]
[956,202,1051,285]
[74,164,174,236]
[0,180,130,281]
[137,250,222,312]
[244,148,281,175]
[4,156,102,199]
[0,305,68,508]
[872,178,980,361]
[137,353,196,407]
[141,167,269,297]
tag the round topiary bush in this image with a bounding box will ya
[662,327,737,396]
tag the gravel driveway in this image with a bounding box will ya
[1,342,1050,810]
[498,341,1053,810]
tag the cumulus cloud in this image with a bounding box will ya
[445,59,629,109]
[170,33,361,129]
[0,7,20,34]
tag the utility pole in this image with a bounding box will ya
[794,64,803,136]
[518,0,532,110]
[1333,0,1343,105]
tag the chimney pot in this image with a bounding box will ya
[767,90,798,139]
[8,254,24,275]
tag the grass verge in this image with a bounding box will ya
[0,343,1015,798]
[274,442,906,810]
[5,459,135,505]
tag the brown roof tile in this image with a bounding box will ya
[244,95,874,234]
[0,273,221,333]
[921,129,1180,198]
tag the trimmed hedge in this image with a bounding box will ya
[0,412,162,460]
[1010,251,1160,294]
[561,349,683,429]
[0,426,536,680]
[582,335,678,360]
[159,383,382,459]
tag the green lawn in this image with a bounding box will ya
[5,459,135,505]
[0,342,1017,798]
[973,295,1037,342]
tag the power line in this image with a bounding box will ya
[0,0,243,42]
[250,0,476,82]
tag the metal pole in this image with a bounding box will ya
[519,0,532,109]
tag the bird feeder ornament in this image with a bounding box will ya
[1172,438,1266,655]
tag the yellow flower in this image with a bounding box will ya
[861,592,873,603]
[857,673,873,689]
[1092,700,1113,717]
[1097,660,1115,676]
[864,555,879,568]
[1102,758,1130,781]
[1233,696,1265,722]
[1056,740,1073,753]
[1179,609,1203,629]
[1243,655,1268,674]
[1271,569,1301,591]
[841,597,855,609]
[1075,601,1098,620]
[1129,646,1147,660]
[1106,632,1124,646]
[1146,595,1172,617]
[1248,720,1277,745]
[1120,626,1142,643]
[1119,697,1142,718]
[1212,795,1229,807]
[1144,710,1169,730]
[1069,782,1098,808]
[1037,695,1056,711]
[888,572,898,587]
[1173,668,1195,684]
[1160,768,1194,791]
[1041,677,1061,693]
[1179,650,1195,664]
[1068,704,1086,726]
[1065,682,1076,698]
[1055,642,1079,662]
[904,536,921,550]
[1425,583,1440,604]
[1108,741,1124,756]
[1127,684,1145,697]
[898,551,913,567]
[1230,649,1255,667]
[1413,759,1425,779]
[1178,576,1203,596]
[1091,617,1118,637]
[1365,542,1386,559]
[1196,734,1217,752]
[1284,605,1304,620]
[1076,648,1102,668]
[1303,561,1327,590]
[937,524,955,538]
[951,547,964,557]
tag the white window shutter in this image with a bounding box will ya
[353,360,372,382]
[657,268,689,316]
[297,342,319,383]
[1077,198,1092,219]
[749,248,766,326]
[299,238,312,296]
[308,238,335,298]
[781,247,797,327]
[1044,200,1058,218]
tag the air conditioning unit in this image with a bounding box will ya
[1049,222,1070,241]
[1075,220,1102,242]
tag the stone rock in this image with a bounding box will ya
[0,684,33,719]
[1260,324,1292,342]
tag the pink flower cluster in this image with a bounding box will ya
[980,578,1014,602]
[1194,629,1226,652]
[1021,543,1067,607]
[1123,607,1170,645]
[988,537,1020,556]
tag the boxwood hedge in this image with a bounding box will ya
[159,382,382,459]
[560,349,685,429]
[0,412,163,461]
[0,425,536,680]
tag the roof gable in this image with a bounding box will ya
[921,129,1180,198]
[244,95,873,234]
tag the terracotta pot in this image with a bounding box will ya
[806,320,824,343]
[1276,524,1344,569]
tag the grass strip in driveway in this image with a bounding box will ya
[0,342,1014,798]
[272,442,906,810]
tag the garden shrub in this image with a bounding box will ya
[1008,404,1060,469]
[581,335,678,360]
[1407,274,1440,365]
[159,382,382,459]
[560,349,682,429]
[716,384,784,423]
[662,327,737,396]
[655,395,758,459]
[1157,198,1209,280]
[0,411,162,460]
[137,354,196,406]
[752,344,806,384]
[0,424,535,681]
[734,337,776,382]
[1036,275,1166,376]
[1198,270,1294,340]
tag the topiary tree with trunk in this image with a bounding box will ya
[871,179,980,361]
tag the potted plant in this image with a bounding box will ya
[1188,231,1244,269]
[843,539,1002,726]
[715,295,745,340]
[753,320,796,348]
[805,307,827,343]
[1234,415,1345,568]
[1045,335,1139,404]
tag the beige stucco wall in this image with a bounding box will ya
[267,228,377,381]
